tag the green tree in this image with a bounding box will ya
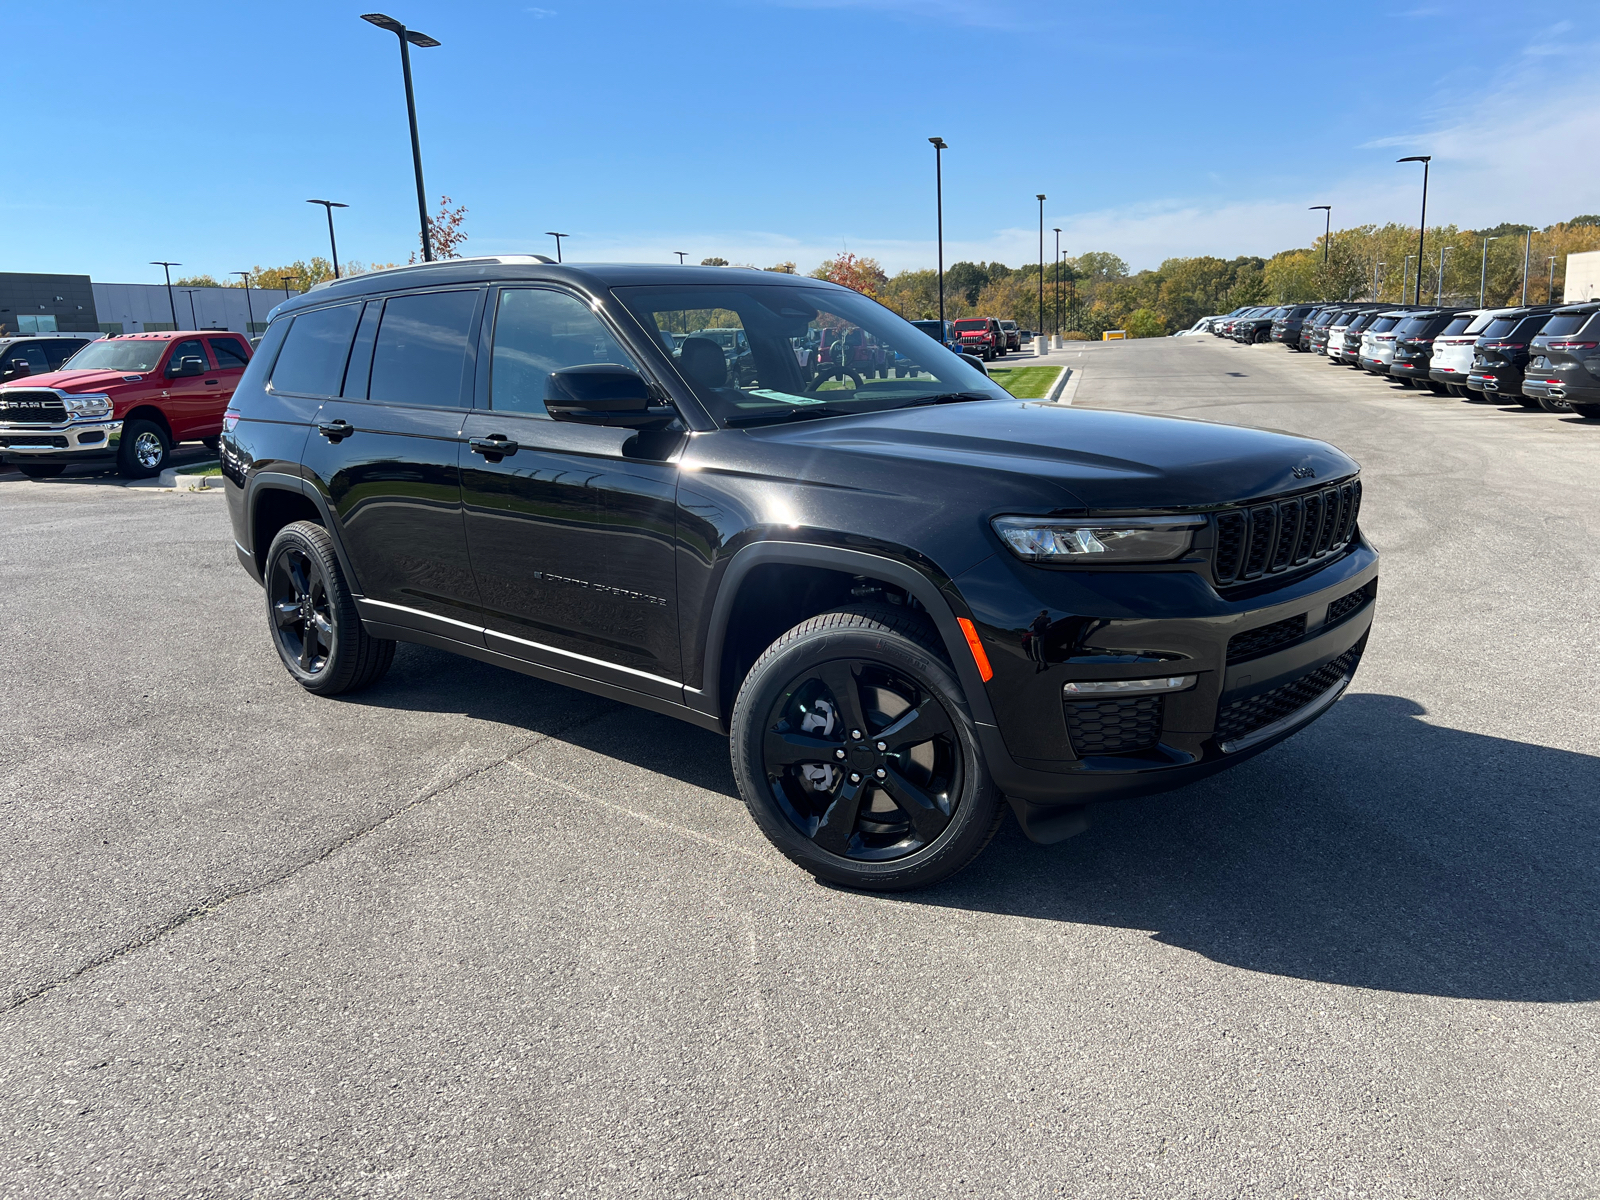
[1124,308,1167,338]
[173,274,222,288]
[700,257,729,266]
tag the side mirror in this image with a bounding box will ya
[547,363,671,428]
[169,355,206,378]
[959,352,988,376]
[4,362,28,379]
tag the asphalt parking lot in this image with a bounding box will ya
[3,338,1597,1199]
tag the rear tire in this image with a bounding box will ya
[1569,403,1600,419]
[264,520,395,696]
[16,463,66,480]
[730,604,1003,891]
[1537,395,1572,414]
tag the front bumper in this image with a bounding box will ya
[0,419,122,460]
[957,543,1380,839]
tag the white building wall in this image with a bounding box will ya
[91,283,298,336]
[1565,250,1600,302]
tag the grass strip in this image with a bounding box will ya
[987,365,1063,400]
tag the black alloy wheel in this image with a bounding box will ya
[731,605,1002,890]
[1537,395,1572,414]
[16,463,65,479]
[264,521,395,696]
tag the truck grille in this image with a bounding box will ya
[1211,479,1362,588]
[1214,639,1364,745]
[1065,695,1163,756]
[0,391,67,424]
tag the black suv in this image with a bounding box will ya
[1389,310,1468,390]
[1270,305,1319,350]
[1520,303,1600,417]
[223,258,1378,890]
[1465,308,1554,404]
[1233,307,1282,344]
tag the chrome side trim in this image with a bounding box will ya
[1218,675,1350,755]
[359,596,484,634]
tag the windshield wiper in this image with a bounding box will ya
[900,391,994,407]
[724,406,855,427]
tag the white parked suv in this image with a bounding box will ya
[1429,309,1511,397]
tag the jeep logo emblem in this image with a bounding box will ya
[1291,465,1315,479]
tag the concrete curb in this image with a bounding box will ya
[157,467,224,492]
[1044,366,1072,403]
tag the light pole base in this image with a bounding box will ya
[1052,334,1064,349]
[1034,335,1050,357]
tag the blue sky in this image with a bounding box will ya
[9,1,1598,282]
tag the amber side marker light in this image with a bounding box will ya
[956,617,993,682]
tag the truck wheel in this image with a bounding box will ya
[1537,395,1572,414]
[264,520,395,696]
[730,603,1004,891]
[1516,396,1542,410]
[1569,403,1600,419]
[202,435,220,452]
[16,463,66,480]
[117,419,170,479]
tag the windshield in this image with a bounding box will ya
[59,339,168,373]
[953,319,989,331]
[614,284,1007,426]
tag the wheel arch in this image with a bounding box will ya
[695,541,996,729]
[245,471,362,593]
[121,405,173,441]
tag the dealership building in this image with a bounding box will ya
[0,272,293,338]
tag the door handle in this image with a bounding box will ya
[317,419,354,441]
[469,436,519,457]
[205,379,219,385]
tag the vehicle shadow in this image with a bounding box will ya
[905,693,1600,1003]
[346,650,1600,1003]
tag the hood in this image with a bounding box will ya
[748,399,1356,511]
[0,368,145,393]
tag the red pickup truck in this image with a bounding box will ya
[0,331,252,480]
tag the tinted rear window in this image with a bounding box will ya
[1514,315,1552,338]
[1480,317,1520,339]
[1346,315,1374,331]
[1538,312,1595,337]
[1440,315,1474,336]
[1368,317,1398,333]
[368,289,478,407]
[208,337,250,369]
[271,303,362,396]
[1395,317,1430,336]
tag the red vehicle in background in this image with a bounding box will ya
[953,317,1005,361]
[0,331,252,480]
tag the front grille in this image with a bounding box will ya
[1215,639,1365,744]
[1211,479,1362,589]
[1325,581,1374,627]
[1227,613,1306,662]
[1,435,68,448]
[1066,695,1163,756]
[0,391,67,424]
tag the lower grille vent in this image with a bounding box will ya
[1066,695,1163,756]
[1215,639,1365,745]
[1326,581,1374,628]
[1226,614,1306,662]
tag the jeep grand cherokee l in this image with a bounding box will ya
[224,258,1378,891]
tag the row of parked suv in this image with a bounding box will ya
[1193,302,1600,418]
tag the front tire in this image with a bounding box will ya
[265,520,395,696]
[730,604,1003,891]
[1569,402,1600,419]
[117,419,169,479]
[16,463,66,479]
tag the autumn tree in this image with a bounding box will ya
[410,195,468,263]
[810,252,887,298]
[700,257,729,267]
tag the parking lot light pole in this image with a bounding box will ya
[1397,156,1431,304]
[360,13,440,263]
[674,252,687,264]
[233,271,255,335]
[1310,205,1332,266]
[545,232,568,263]
[1436,244,1454,305]
[283,275,299,300]
[1053,228,1061,338]
[1479,236,1498,306]
[929,138,947,333]
[1374,260,1385,300]
[150,262,180,329]
[1402,255,1416,303]
[1547,255,1558,304]
[306,200,349,278]
[180,289,200,328]
[1036,194,1046,344]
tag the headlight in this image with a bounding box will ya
[992,515,1202,563]
[62,394,112,419]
